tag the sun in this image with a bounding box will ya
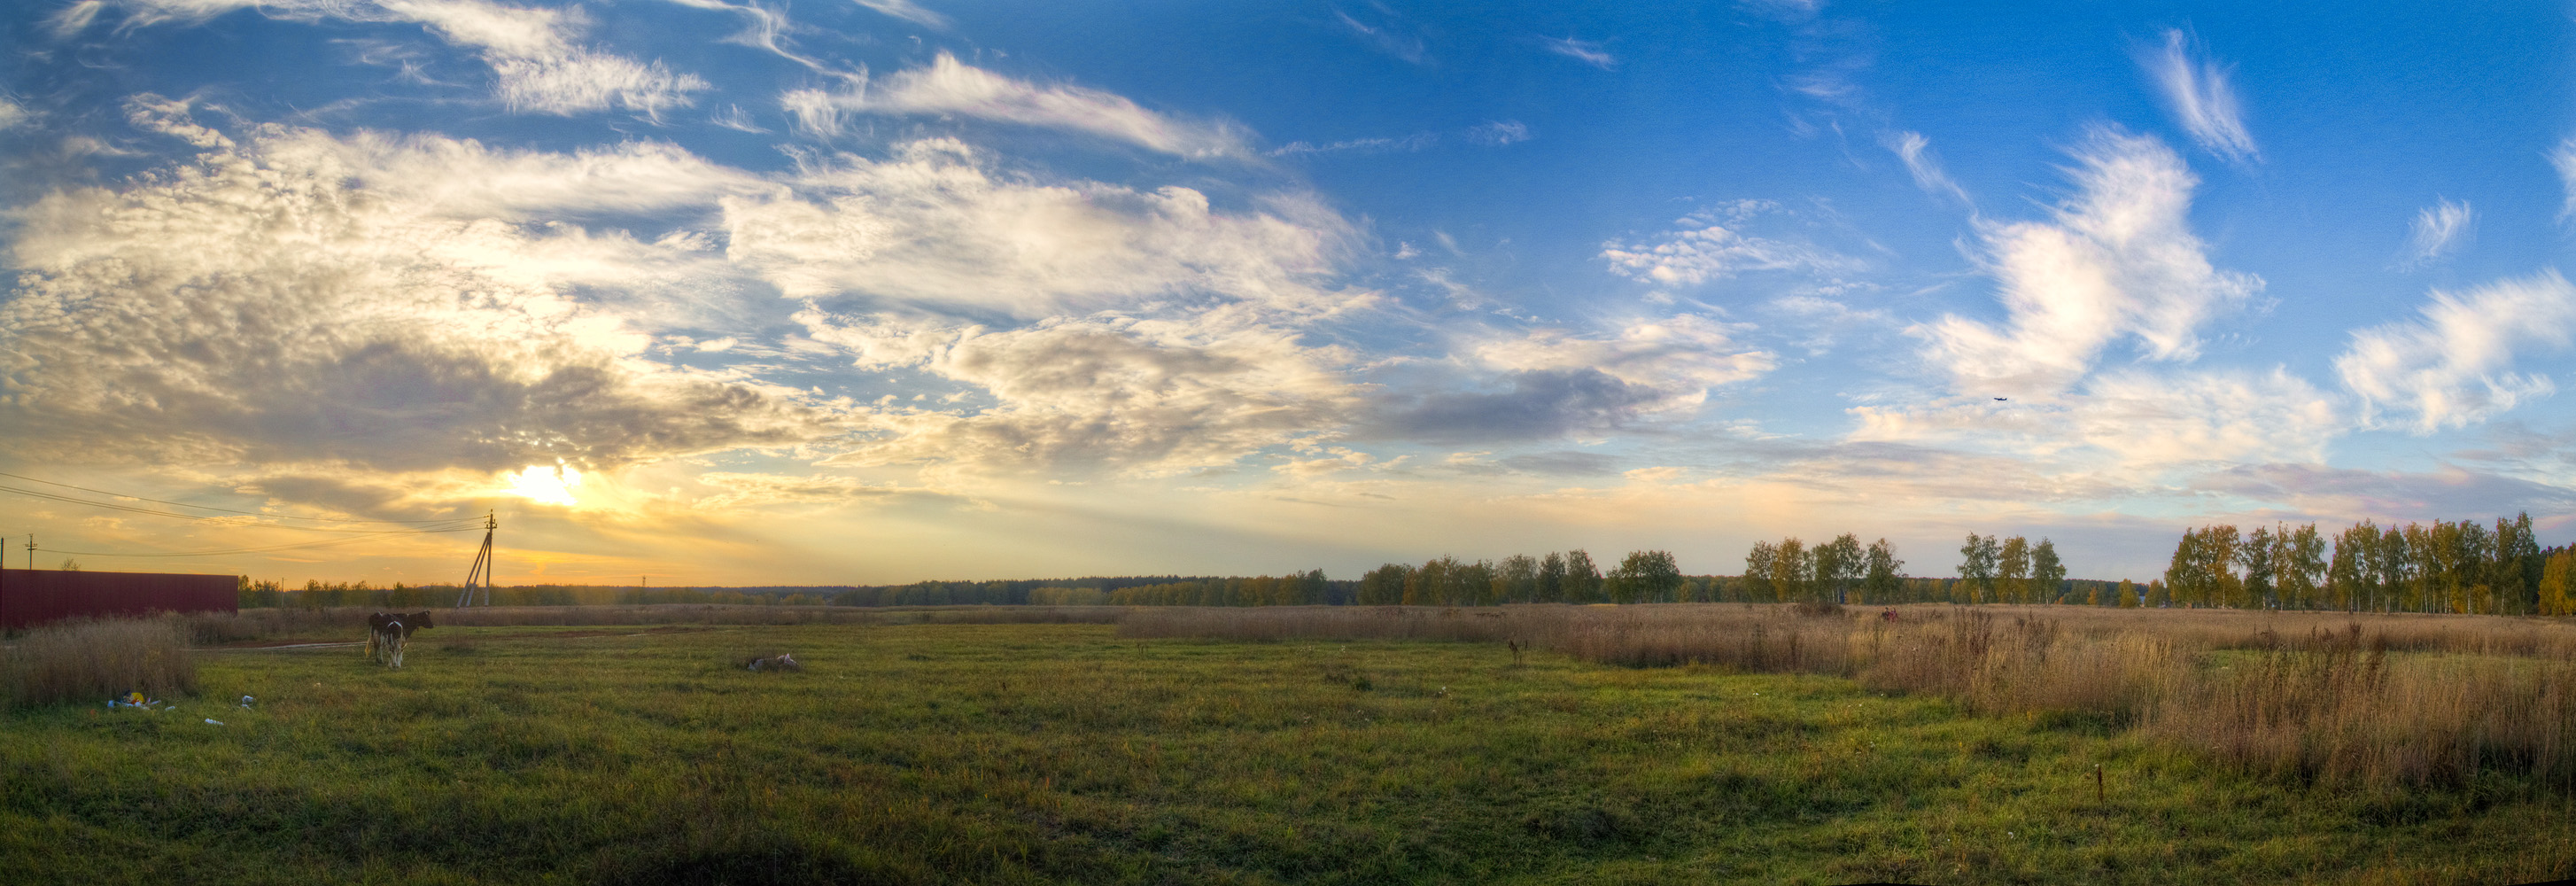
[506,463,585,507]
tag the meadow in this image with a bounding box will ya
[3,604,2574,884]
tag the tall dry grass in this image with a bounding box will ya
[4,616,197,708]
[1121,602,2576,792]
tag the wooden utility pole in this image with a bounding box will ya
[454,512,496,608]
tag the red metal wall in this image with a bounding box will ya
[0,569,237,629]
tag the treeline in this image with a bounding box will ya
[1353,550,1683,604]
[2163,512,2576,614]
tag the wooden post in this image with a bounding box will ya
[2095,764,2104,804]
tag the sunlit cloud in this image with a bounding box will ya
[2142,28,2259,165]
[1916,128,2260,395]
[780,53,1255,159]
[1882,130,1971,207]
[2401,198,2473,267]
[2337,270,2576,433]
[1599,200,1858,286]
[506,463,585,506]
[1541,35,1615,69]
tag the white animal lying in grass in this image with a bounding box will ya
[745,653,801,672]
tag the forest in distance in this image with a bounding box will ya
[219,510,2576,618]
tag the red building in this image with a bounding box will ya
[0,568,237,629]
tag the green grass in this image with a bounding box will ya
[4,623,2572,884]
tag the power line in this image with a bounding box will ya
[0,485,484,534]
[0,471,468,525]
[36,526,484,558]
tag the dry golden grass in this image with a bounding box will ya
[3,616,196,708]
[1128,602,2576,792]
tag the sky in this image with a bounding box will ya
[4,0,2576,587]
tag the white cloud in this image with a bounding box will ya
[382,0,708,117]
[0,97,29,132]
[1916,128,2260,394]
[1850,368,2339,476]
[2143,28,2259,165]
[1335,9,1427,65]
[721,138,1354,315]
[1882,130,1970,206]
[2401,197,2472,266]
[782,53,1254,159]
[0,113,830,478]
[692,470,944,510]
[1468,120,1530,146]
[2072,369,2339,467]
[803,311,1367,476]
[1541,36,1614,69]
[1472,315,1773,397]
[1599,199,1856,286]
[103,0,708,117]
[1361,315,1774,446]
[2336,270,2576,433]
[1271,132,1437,157]
[47,0,106,36]
[710,105,768,133]
[260,128,763,220]
[851,0,949,30]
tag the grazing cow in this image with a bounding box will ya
[375,610,435,669]
[364,612,392,659]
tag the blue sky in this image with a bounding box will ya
[4,0,2575,586]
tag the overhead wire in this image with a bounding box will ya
[0,470,492,559]
[0,470,468,524]
[0,485,484,534]
[36,526,483,558]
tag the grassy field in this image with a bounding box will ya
[5,617,2576,884]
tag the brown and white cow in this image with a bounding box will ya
[373,610,434,668]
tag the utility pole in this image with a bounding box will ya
[454,512,497,608]
[23,534,32,571]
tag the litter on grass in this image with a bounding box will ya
[204,719,224,727]
[107,692,167,711]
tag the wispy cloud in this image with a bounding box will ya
[2401,198,2472,267]
[2552,138,2576,222]
[2142,28,2259,165]
[805,311,1368,477]
[1916,128,2261,394]
[1882,130,1970,206]
[709,104,767,133]
[105,0,710,118]
[1270,132,1437,157]
[1467,120,1529,146]
[724,138,1350,315]
[852,0,949,30]
[1334,7,1428,65]
[1600,200,1857,286]
[2337,270,2576,433]
[1541,35,1614,70]
[46,0,105,37]
[780,53,1255,159]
